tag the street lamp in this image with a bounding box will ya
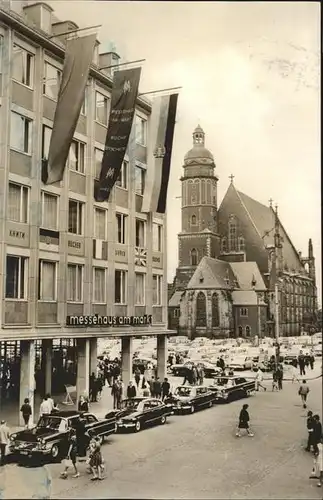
[251,276,261,341]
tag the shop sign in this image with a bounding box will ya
[66,314,152,327]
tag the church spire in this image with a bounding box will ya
[193,124,205,146]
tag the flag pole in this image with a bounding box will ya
[100,59,146,70]
[48,24,102,39]
[139,86,182,97]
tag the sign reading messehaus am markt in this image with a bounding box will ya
[66,314,152,327]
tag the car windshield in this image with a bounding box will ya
[121,399,141,410]
[38,416,64,430]
[175,387,192,397]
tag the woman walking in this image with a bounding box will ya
[20,398,32,429]
[60,431,79,479]
[236,404,254,437]
[88,436,104,481]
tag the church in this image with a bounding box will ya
[168,126,317,339]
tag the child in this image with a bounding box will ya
[60,431,79,479]
[88,436,104,480]
[236,403,254,438]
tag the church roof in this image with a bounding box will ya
[232,290,266,306]
[184,145,214,162]
[186,257,235,290]
[168,291,183,307]
[229,262,266,291]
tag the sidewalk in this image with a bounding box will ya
[0,464,51,499]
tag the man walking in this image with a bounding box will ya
[161,378,170,401]
[312,415,322,455]
[255,367,266,392]
[0,420,10,466]
[298,351,306,376]
[305,411,315,452]
[276,364,283,390]
[153,377,162,399]
[111,377,122,410]
[126,381,136,399]
[39,394,52,416]
[298,379,310,409]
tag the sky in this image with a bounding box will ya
[46,1,321,301]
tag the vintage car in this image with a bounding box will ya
[209,376,256,403]
[170,360,221,378]
[132,357,157,374]
[9,410,116,462]
[164,385,215,414]
[106,397,174,433]
[228,356,254,371]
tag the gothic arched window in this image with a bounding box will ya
[238,236,245,252]
[196,292,207,327]
[238,325,243,337]
[212,293,220,327]
[221,237,227,253]
[190,248,198,266]
[191,214,197,225]
[228,215,237,252]
[245,326,251,337]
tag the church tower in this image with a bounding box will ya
[174,125,221,290]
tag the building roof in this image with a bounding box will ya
[229,262,266,291]
[232,290,266,306]
[168,291,183,307]
[186,257,235,290]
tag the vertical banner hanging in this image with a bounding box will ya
[141,93,178,214]
[43,33,97,185]
[94,67,141,202]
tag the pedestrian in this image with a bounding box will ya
[276,365,283,390]
[127,381,136,399]
[192,365,198,385]
[236,404,254,437]
[218,356,225,372]
[255,368,266,392]
[305,411,315,452]
[309,354,315,371]
[312,415,322,455]
[272,370,279,391]
[39,395,52,416]
[298,351,306,376]
[46,393,55,412]
[161,377,170,401]
[134,367,141,388]
[0,420,10,466]
[88,436,103,481]
[310,437,323,487]
[111,377,123,409]
[20,397,32,429]
[60,430,79,479]
[78,395,89,413]
[149,376,155,397]
[75,417,87,461]
[298,379,310,409]
[153,377,162,399]
[89,372,98,402]
[199,365,205,385]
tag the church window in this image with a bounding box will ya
[201,180,206,204]
[221,237,227,253]
[240,308,248,317]
[238,236,245,252]
[190,248,198,266]
[212,183,217,205]
[196,292,207,327]
[206,180,211,204]
[238,325,243,336]
[191,214,197,225]
[212,293,220,327]
[245,326,251,336]
[228,215,238,252]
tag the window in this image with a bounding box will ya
[238,237,245,252]
[135,219,146,247]
[94,207,107,240]
[173,308,180,318]
[153,223,162,252]
[196,292,207,327]
[12,44,34,87]
[190,248,198,266]
[212,293,220,327]
[94,148,103,179]
[245,326,251,336]
[221,237,227,253]
[238,325,243,336]
[116,213,127,244]
[42,125,52,159]
[43,62,61,100]
[152,275,162,305]
[95,92,109,125]
[68,140,85,174]
[93,267,106,303]
[5,255,27,299]
[240,308,248,317]
[81,89,87,116]
[67,264,83,302]
[10,112,32,154]
[135,115,147,146]
[8,183,29,223]
[135,273,145,305]
[68,200,83,235]
[191,215,197,225]
[41,192,58,230]
[38,260,56,301]
[115,269,127,304]
[228,215,237,252]
[134,165,146,195]
[115,161,128,189]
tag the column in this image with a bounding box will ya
[19,340,35,428]
[76,339,90,402]
[41,339,52,396]
[121,337,133,388]
[89,337,98,376]
[157,335,168,380]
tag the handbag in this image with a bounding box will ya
[64,458,73,468]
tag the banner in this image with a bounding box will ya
[94,67,141,202]
[142,93,178,214]
[42,33,97,185]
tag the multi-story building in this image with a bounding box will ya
[0,1,170,425]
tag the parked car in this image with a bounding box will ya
[164,385,215,414]
[170,360,220,378]
[252,360,273,372]
[106,397,173,433]
[209,376,256,403]
[132,357,157,374]
[9,411,116,462]
[228,356,253,371]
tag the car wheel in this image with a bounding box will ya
[160,415,166,425]
[208,400,213,408]
[50,444,60,461]
[190,405,195,414]
[246,390,251,397]
[135,421,141,432]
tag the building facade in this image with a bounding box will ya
[169,126,317,338]
[0,1,171,424]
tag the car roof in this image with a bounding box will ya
[50,411,83,418]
